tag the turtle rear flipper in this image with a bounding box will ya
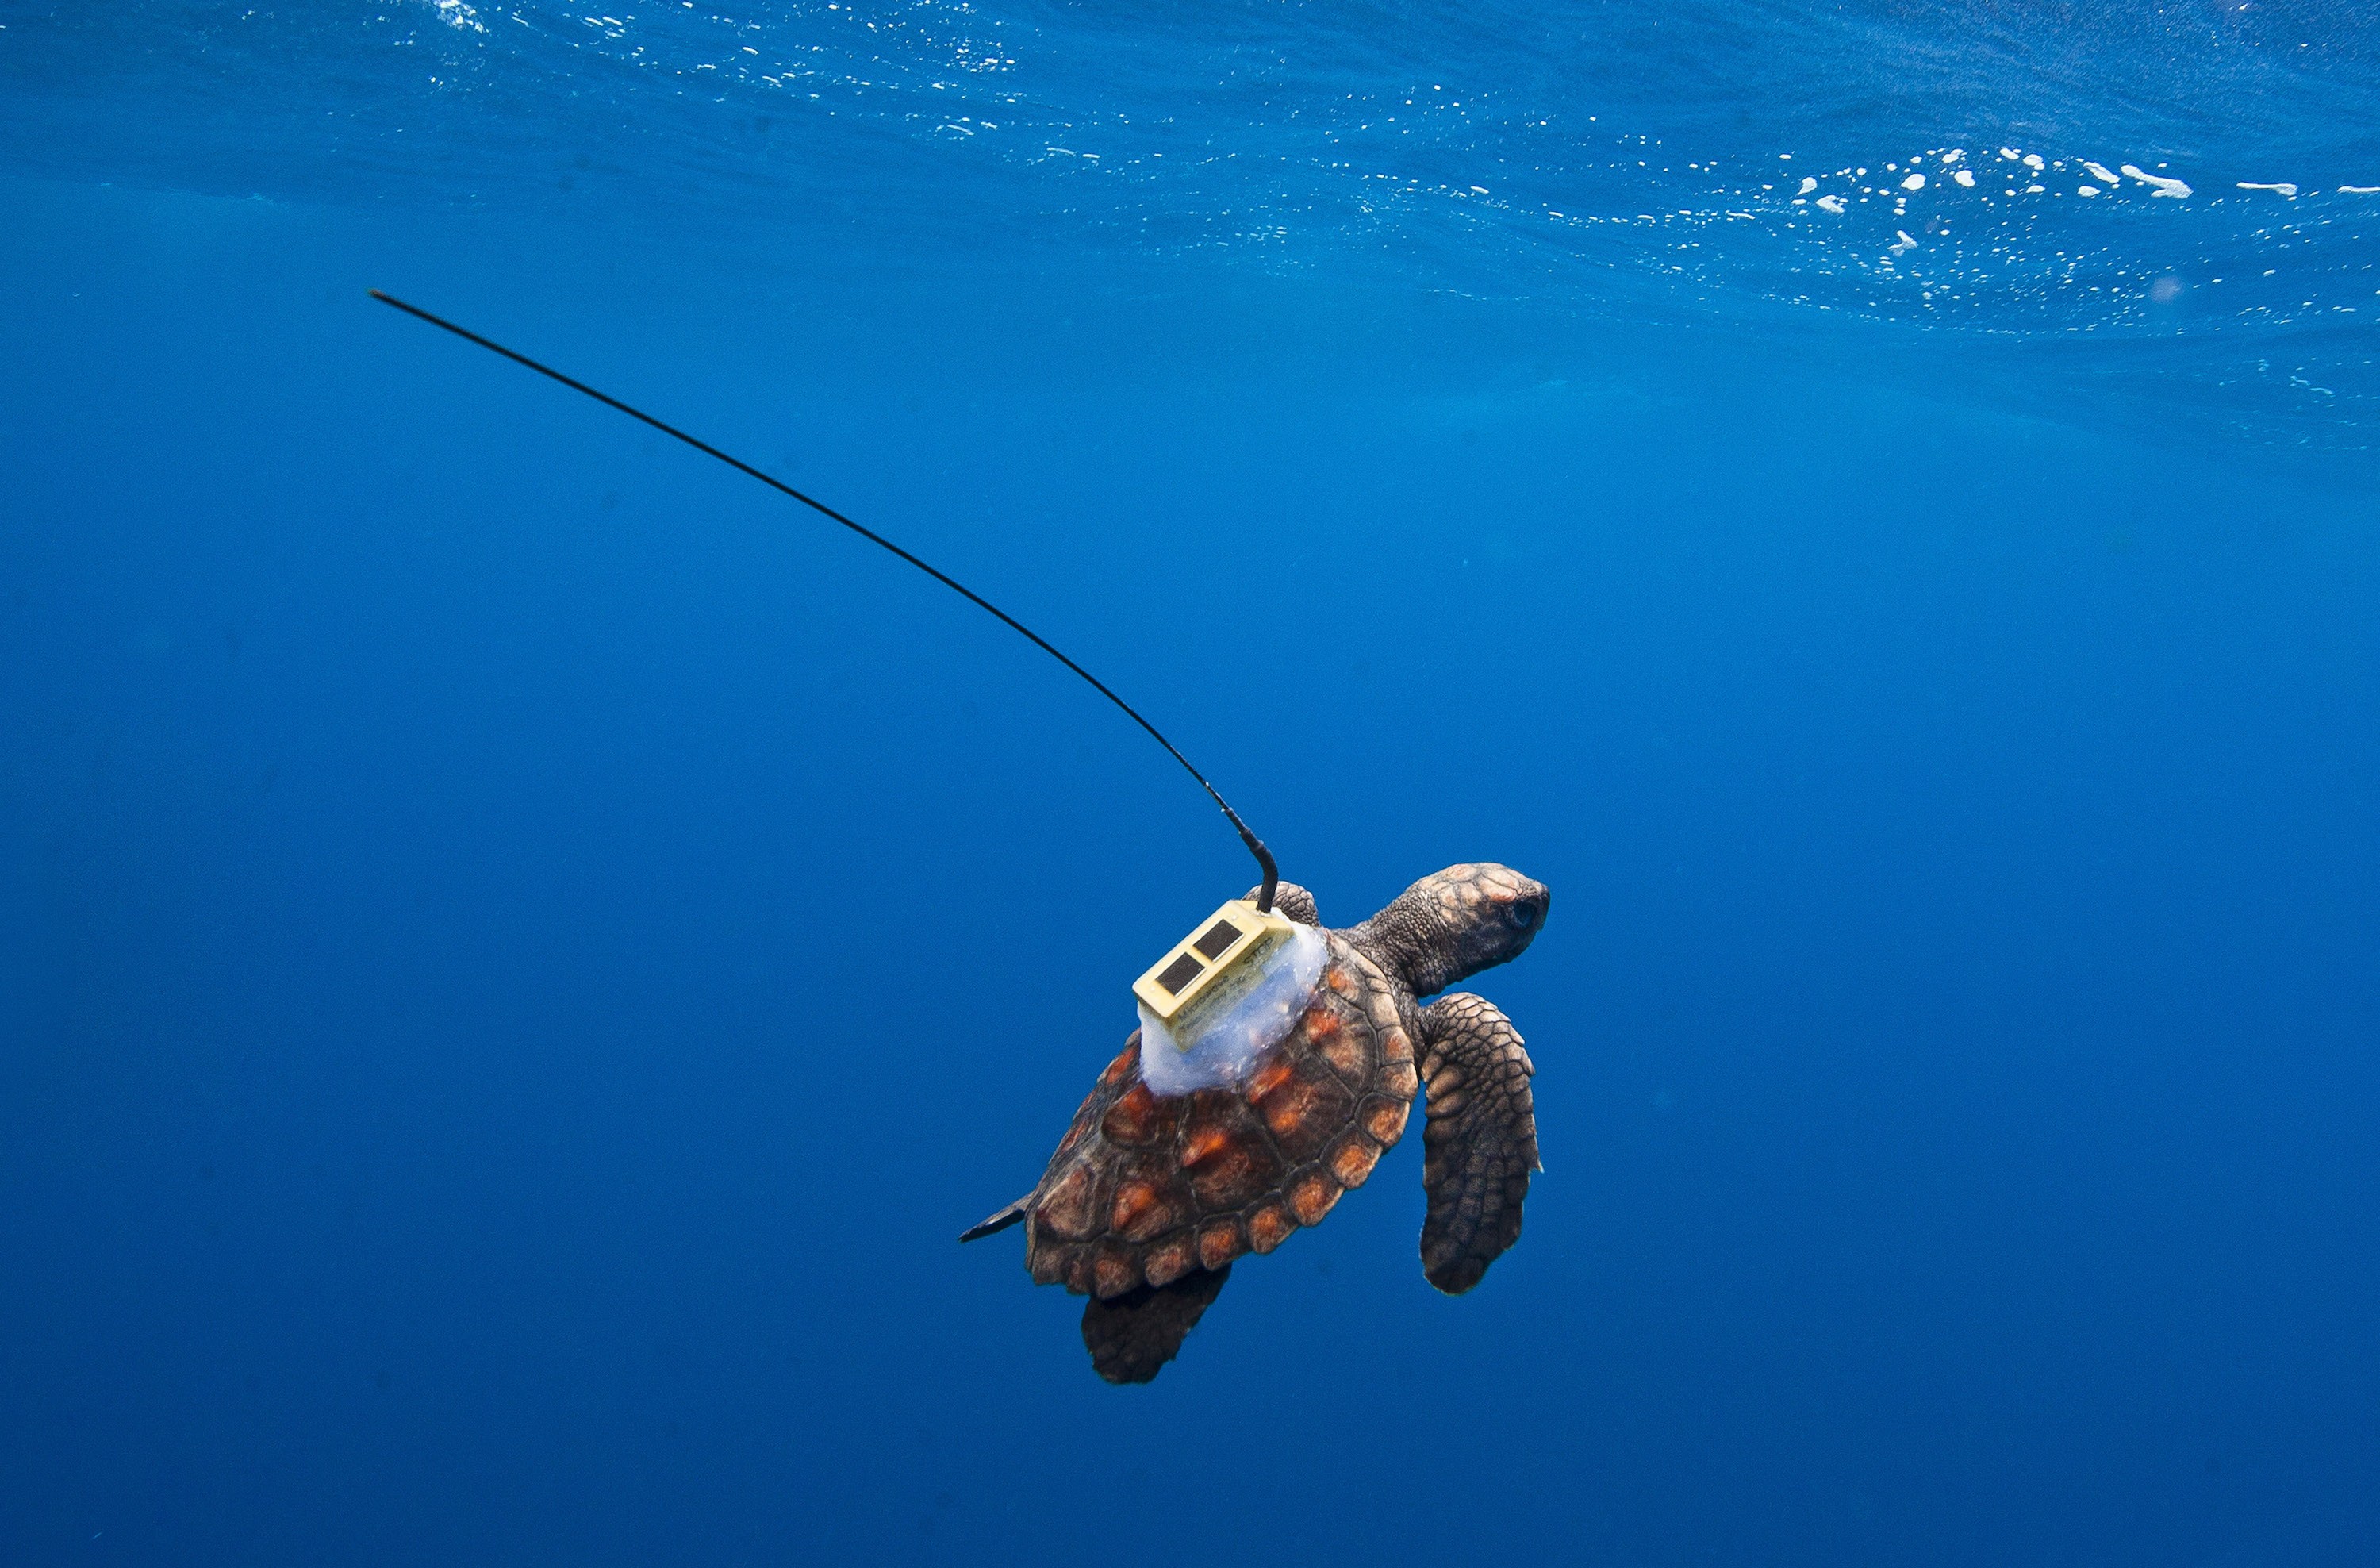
[1081,1265,1232,1383]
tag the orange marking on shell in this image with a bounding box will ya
[1143,1237,1196,1288]
[1364,1099,1410,1145]
[1261,1091,1307,1140]
[1092,1249,1142,1299]
[1197,1218,1246,1270]
[1330,1136,1382,1189]
[1246,1204,1297,1254]
[1261,1066,1351,1158]
[1100,1041,1140,1087]
[1181,1125,1231,1168]
[1289,1172,1342,1226]
[1380,1060,1420,1100]
[1185,1130,1280,1209]
[1101,1083,1159,1146]
[1111,1180,1160,1236]
[1304,1008,1342,1040]
[1380,1025,1413,1064]
[1038,1163,1099,1241]
[1245,1059,1294,1104]
[1319,1029,1366,1082]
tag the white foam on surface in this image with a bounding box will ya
[2082,160,2120,184]
[2122,165,2192,198]
[1901,173,1925,190]
[1138,922,1328,1097]
[1952,169,1975,187]
[1815,193,1846,213]
[2238,182,2300,198]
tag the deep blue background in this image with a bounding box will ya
[6,4,2380,1563]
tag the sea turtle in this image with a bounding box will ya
[961,863,1550,1382]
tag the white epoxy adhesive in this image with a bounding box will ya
[1138,922,1328,1097]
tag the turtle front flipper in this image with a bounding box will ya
[1081,1265,1231,1383]
[1416,993,1540,1294]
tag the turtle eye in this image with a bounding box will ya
[1507,902,1537,929]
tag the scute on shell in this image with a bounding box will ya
[1019,933,1417,1299]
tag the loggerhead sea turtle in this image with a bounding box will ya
[962,863,1550,1382]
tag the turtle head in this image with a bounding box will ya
[1351,863,1549,998]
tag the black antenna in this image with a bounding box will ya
[370,290,1279,913]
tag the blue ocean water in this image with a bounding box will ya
[4,3,2378,1563]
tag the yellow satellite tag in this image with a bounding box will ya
[1131,897,1300,1024]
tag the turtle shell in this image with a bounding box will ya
[1022,932,1419,1299]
